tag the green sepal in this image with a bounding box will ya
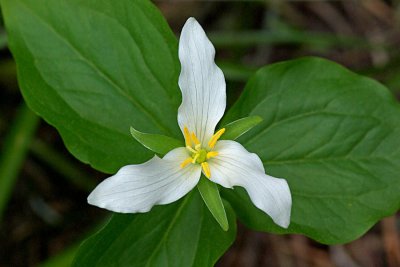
[197,176,229,231]
[130,126,183,156]
[220,116,263,140]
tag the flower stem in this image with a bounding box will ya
[0,103,40,221]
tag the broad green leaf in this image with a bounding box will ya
[222,57,400,244]
[73,191,236,267]
[130,126,183,156]
[197,176,229,231]
[220,116,263,140]
[1,0,181,174]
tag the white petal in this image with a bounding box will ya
[208,140,292,228]
[88,147,201,213]
[177,17,226,146]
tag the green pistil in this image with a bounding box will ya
[193,149,207,163]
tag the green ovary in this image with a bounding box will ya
[193,149,207,163]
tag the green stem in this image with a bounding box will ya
[30,139,96,191]
[0,30,7,50]
[0,103,40,221]
[218,61,256,82]
[209,30,386,50]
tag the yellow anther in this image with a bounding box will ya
[208,128,225,149]
[183,126,191,147]
[195,144,201,150]
[180,157,193,169]
[206,151,219,159]
[201,162,211,178]
[191,132,200,145]
[192,154,199,164]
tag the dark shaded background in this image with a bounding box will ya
[1,1,400,267]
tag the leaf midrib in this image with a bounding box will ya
[144,195,191,267]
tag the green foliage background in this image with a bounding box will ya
[0,0,399,266]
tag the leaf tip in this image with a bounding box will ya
[253,115,263,124]
[130,126,139,139]
[221,221,229,231]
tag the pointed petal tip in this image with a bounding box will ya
[184,17,199,26]
[87,193,94,205]
[180,17,206,43]
[182,17,199,32]
[186,17,196,23]
[279,219,290,229]
[87,185,101,206]
[87,189,111,211]
[273,200,291,228]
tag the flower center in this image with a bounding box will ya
[193,147,207,164]
[180,126,225,178]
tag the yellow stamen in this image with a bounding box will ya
[201,162,211,178]
[180,157,192,169]
[191,132,200,145]
[192,154,199,164]
[206,151,219,159]
[186,146,197,154]
[183,126,191,147]
[208,128,225,148]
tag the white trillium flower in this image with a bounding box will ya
[88,17,292,228]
